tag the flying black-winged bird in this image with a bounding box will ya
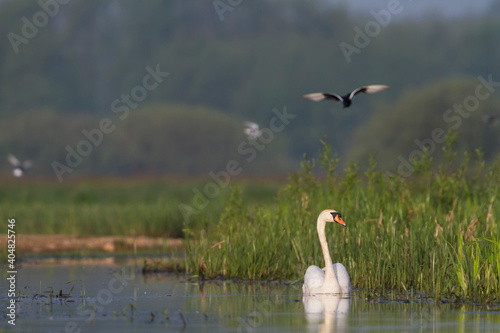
[244,121,262,140]
[7,154,32,177]
[302,85,390,108]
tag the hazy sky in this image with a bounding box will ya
[325,0,494,18]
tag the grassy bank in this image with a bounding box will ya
[0,178,282,238]
[2,132,500,301]
[186,135,500,301]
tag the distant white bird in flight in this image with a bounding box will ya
[244,121,262,140]
[303,85,390,108]
[7,154,32,177]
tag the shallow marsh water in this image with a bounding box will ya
[1,261,500,332]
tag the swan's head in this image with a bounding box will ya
[320,209,346,227]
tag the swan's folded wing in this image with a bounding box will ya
[303,265,325,294]
[333,263,351,293]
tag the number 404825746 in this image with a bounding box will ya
[7,219,15,268]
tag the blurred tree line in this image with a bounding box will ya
[0,0,499,178]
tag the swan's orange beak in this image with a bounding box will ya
[334,214,346,226]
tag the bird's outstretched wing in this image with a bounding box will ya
[349,85,390,99]
[7,154,20,167]
[302,92,343,102]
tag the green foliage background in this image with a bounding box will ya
[0,1,499,178]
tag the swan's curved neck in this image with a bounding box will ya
[317,217,340,290]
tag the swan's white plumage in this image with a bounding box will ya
[303,263,350,295]
[303,265,325,294]
[303,209,351,295]
[333,263,350,293]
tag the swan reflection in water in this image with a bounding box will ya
[303,294,350,333]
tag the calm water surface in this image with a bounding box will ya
[1,261,499,332]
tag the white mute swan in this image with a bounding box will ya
[303,209,351,295]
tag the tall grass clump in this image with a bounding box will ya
[186,132,500,301]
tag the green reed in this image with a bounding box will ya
[186,132,500,301]
[0,178,281,238]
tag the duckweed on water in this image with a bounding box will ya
[186,133,500,302]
